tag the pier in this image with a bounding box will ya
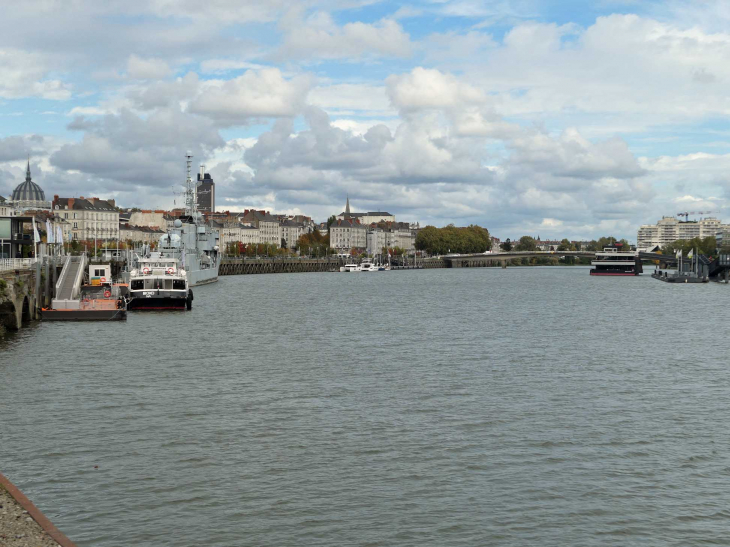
[220,257,345,275]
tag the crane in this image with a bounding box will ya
[677,211,715,221]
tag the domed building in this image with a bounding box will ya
[10,160,51,212]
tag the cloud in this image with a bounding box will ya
[188,69,314,125]
[0,48,71,100]
[127,54,173,80]
[0,135,46,162]
[277,10,412,60]
[50,107,224,194]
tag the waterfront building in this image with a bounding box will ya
[716,227,730,250]
[52,195,120,241]
[218,221,261,250]
[0,196,11,217]
[9,161,51,213]
[336,196,395,225]
[330,218,367,252]
[637,217,728,250]
[127,211,167,231]
[119,223,165,244]
[196,165,215,213]
[242,210,280,247]
[280,220,310,249]
[365,222,416,255]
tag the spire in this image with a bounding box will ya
[26,157,31,182]
[345,194,351,218]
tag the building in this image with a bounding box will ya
[330,218,367,252]
[0,216,43,258]
[637,217,728,250]
[336,196,395,225]
[196,166,215,213]
[365,222,416,255]
[119,223,164,244]
[52,196,120,241]
[128,211,167,231]
[9,161,51,213]
[218,221,261,250]
[241,210,280,247]
[280,220,310,249]
[0,196,11,217]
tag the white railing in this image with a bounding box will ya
[0,258,38,272]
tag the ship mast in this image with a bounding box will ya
[185,151,198,219]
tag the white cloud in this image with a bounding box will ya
[277,10,412,60]
[127,55,173,80]
[0,48,71,100]
[188,68,314,125]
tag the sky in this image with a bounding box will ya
[2,0,730,241]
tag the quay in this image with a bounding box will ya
[0,472,77,547]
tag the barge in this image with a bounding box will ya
[590,244,642,276]
[45,261,127,321]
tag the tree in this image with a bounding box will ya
[500,238,513,252]
[415,224,491,255]
[515,236,537,251]
[557,238,575,252]
[326,215,337,231]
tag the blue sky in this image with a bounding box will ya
[2,0,730,241]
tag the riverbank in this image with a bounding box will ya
[0,473,76,547]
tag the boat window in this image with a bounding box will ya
[131,280,144,290]
[173,280,186,290]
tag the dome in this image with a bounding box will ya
[11,161,46,202]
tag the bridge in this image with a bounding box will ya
[432,251,679,268]
[0,260,40,333]
[0,257,66,333]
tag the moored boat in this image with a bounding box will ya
[590,244,642,276]
[125,255,192,310]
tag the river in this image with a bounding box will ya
[2,267,729,546]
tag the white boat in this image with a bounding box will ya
[125,255,192,310]
[342,263,361,272]
[360,261,378,272]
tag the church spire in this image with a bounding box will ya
[345,194,351,218]
[26,157,31,182]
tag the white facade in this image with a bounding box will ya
[366,226,415,255]
[128,211,167,230]
[637,217,728,249]
[54,197,120,241]
[330,220,367,251]
[219,223,261,249]
[280,221,310,249]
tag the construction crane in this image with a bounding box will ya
[677,211,715,221]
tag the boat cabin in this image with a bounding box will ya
[89,265,112,286]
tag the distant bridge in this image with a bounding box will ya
[432,251,677,268]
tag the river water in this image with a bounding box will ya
[2,267,729,546]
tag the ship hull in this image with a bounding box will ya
[127,297,188,310]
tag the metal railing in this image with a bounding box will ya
[0,258,38,272]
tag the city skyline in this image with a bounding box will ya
[1,1,729,240]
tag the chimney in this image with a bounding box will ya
[68,198,75,210]
[108,199,115,208]
[53,195,59,209]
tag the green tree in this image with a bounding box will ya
[515,236,537,251]
[500,238,513,252]
[326,215,337,231]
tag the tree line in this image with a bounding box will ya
[415,225,491,255]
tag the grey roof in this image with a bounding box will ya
[55,197,116,211]
[11,161,46,202]
[0,195,5,203]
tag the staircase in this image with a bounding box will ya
[52,255,87,309]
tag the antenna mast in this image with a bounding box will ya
[185,151,197,218]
